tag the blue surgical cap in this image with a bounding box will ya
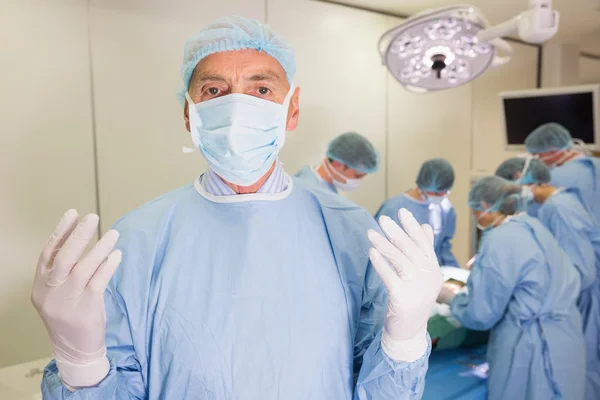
[416,158,455,192]
[468,176,522,214]
[326,132,380,174]
[180,16,296,95]
[525,123,573,154]
[495,157,551,185]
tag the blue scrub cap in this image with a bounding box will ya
[180,16,296,98]
[525,123,573,154]
[326,132,380,174]
[495,157,551,185]
[468,176,522,214]
[416,158,455,192]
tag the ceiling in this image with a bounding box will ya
[325,0,600,54]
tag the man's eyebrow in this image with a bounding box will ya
[245,70,284,82]
[196,72,227,82]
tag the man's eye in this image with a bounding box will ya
[208,88,219,95]
[258,87,270,95]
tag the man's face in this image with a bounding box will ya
[421,190,449,198]
[183,49,300,133]
[472,207,494,228]
[536,150,562,166]
[330,160,367,183]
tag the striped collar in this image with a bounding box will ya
[201,161,287,196]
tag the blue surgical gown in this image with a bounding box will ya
[537,189,600,400]
[295,165,338,193]
[550,156,600,223]
[375,194,459,267]
[525,201,541,218]
[450,214,585,400]
[41,177,429,399]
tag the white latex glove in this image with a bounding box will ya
[367,208,444,362]
[31,210,122,388]
[437,285,457,305]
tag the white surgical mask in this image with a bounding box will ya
[520,185,535,204]
[516,155,534,184]
[186,84,295,186]
[476,209,504,232]
[540,150,574,169]
[324,159,361,191]
[475,210,488,231]
[420,191,447,206]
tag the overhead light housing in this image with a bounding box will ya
[379,1,559,93]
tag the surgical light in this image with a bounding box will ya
[379,1,559,93]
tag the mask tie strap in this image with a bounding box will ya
[324,159,349,183]
[283,83,296,106]
[182,91,199,154]
[279,83,297,130]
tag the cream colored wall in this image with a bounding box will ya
[579,57,600,84]
[0,0,98,367]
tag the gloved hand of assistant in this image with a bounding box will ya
[437,285,458,305]
[31,210,122,388]
[367,209,444,362]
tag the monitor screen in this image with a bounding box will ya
[503,92,596,145]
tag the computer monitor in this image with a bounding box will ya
[500,84,600,151]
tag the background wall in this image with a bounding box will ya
[579,57,600,84]
[0,0,591,367]
[0,0,99,367]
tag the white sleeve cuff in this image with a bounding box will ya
[55,350,110,389]
[381,329,428,362]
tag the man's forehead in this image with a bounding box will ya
[192,50,287,83]
[195,68,284,82]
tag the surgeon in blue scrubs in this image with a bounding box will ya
[376,158,459,267]
[496,156,600,400]
[295,132,380,193]
[494,157,542,217]
[32,16,444,400]
[525,122,600,223]
[438,176,585,400]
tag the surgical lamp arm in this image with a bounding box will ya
[477,17,519,43]
[489,38,514,66]
[476,0,559,44]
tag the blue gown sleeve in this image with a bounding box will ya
[438,208,459,267]
[450,251,513,330]
[538,201,597,289]
[353,255,430,399]
[40,285,145,399]
[355,332,431,400]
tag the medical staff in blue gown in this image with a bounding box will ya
[33,16,443,400]
[295,132,380,193]
[437,176,585,400]
[376,158,459,267]
[525,122,600,223]
[497,157,600,400]
[495,157,542,218]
